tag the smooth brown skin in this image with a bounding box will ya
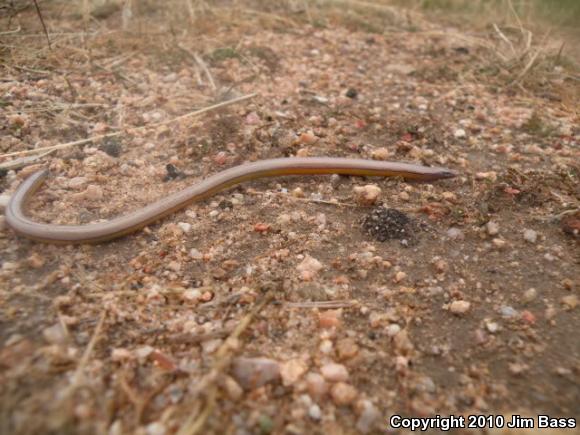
[5,157,456,244]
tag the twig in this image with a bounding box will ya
[284,300,358,309]
[0,26,21,36]
[492,23,516,58]
[0,149,55,170]
[32,0,51,50]
[193,52,217,91]
[0,93,257,159]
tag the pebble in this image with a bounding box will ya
[319,339,333,353]
[27,253,46,269]
[75,185,103,201]
[189,249,203,260]
[111,348,133,361]
[135,345,154,359]
[446,227,465,240]
[336,338,359,360]
[297,255,323,280]
[486,221,500,236]
[330,382,358,406]
[42,323,67,344]
[499,305,518,318]
[561,295,578,309]
[523,229,538,243]
[353,185,382,205]
[475,171,498,182]
[492,238,507,249]
[306,372,328,397]
[231,357,281,389]
[245,111,261,125]
[385,324,401,336]
[182,288,201,303]
[68,177,89,189]
[454,128,466,138]
[177,222,192,233]
[449,300,471,315]
[319,309,342,328]
[523,288,537,303]
[485,321,500,333]
[0,194,9,210]
[371,147,391,160]
[298,131,318,144]
[308,404,322,420]
[393,271,407,283]
[320,363,349,382]
[280,359,308,386]
[145,422,166,435]
[356,401,381,434]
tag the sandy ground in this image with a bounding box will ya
[0,2,578,434]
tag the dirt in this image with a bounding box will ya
[0,2,578,434]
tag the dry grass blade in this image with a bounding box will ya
[32,0,51,49]
[176,293,274,435]
[0,93,257,159]
[0,150,55,170]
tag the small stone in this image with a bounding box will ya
[561,295,578,310]
[0,194,10,211]
[486,221,500,236]
[291,187,305,198]
[356,401,381,434]
[475,171,498,182]
[492,238,507,249]
[447,227,465,240]
[336,338,359,360]
[280,359,308,386]
[485,321,499,333]
[308,404,322,420]
[432,258,448,273]
[306,372,328,397]
[182,288,202,303]
[454,128,466,138]
[561,279,574,290]
[330,382,358,406]
[68,177,88,189]
[523,229,537,243]
[145,422,166,435]
[523,288,537,303]
[135,345,154,359]
[298,131,318,144]
[177,222,192,233]
[353,185,382,206]
[385,324,401,336]
[449,300,471,315]
[231,357,281,389]
[499,305,518,318]
[393,271,407,283]
[345,88,358,99]
[111,348,133,361]
[319,339,333,353]
[245,111,261,125]
[371,147,391,160]
[42,323,67,344]
[189,249,203,260]
[297,255,323,278]
[27,253,45,269]
[321,363,349,382]
[319,309,341,328]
